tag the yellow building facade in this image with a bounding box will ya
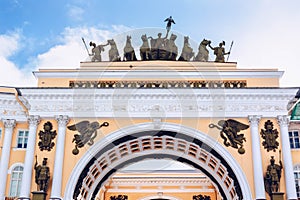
[0,59,299,200]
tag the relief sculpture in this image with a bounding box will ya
[38,121,57,151]
[67,121,109,155]
[261,120,279,152]
[209,119,249,154]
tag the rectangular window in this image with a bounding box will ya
[289,130,300,149]
[17,130,29,149]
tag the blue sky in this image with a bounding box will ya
[1,0,300,86]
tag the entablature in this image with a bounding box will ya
[18,87,297,118]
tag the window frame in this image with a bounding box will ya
[8,165,23,197]
[289,130,300,149]
[16,129,29,149]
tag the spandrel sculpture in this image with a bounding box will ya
[209,119,249,154]
[67,121,109,155]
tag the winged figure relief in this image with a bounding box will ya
[209,119,249,154]
[67,121,109,155]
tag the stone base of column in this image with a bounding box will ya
[271,192,284,200]
[31,191,47,200]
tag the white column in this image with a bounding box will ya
[50,115,69,200]
[18,116,40,199]
[277,115,298,199]
[248,115,266,200]
[0,119,16,200]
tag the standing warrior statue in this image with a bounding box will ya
[264,155,283,197]
[34,156,50,192]
[209,41,230,62]
[89,41,108,62]
[164,16,175,35]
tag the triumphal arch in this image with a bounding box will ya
[0,27,299,200]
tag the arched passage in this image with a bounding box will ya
[64,123,252,200]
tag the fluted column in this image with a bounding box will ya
[50,115,69,200]
[0,119,16,200]
[277,115,297,199]
[18,116,40,199]
[248,115,266,199]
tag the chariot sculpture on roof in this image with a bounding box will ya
[82,16,233,63]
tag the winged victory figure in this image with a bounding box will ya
[209,119,249,154]
[67,121,109,155]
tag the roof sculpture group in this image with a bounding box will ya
[85,16,232,63]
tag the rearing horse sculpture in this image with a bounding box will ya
[194,39,211,62]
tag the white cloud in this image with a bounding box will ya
[0,31,36,87]
[34,26,133,69]
[67,4,85,22]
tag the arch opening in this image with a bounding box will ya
[66,128,250,200]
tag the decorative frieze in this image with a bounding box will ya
[69,80,247,88]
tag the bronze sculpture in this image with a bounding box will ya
[123,35,137,61]
[194,39,211,62]
[261,120,279,152]
[34,157,50,192]
[164,33,178,60]
[67,121,109,155]
[140,34,152,60]
[178,36,194,61]
[107,39,120,61]
[164,16,175,34]
[193,194,211,200]
[89,41,108,62]
[209,41,230,62]
[148,33,168,60]
[38,121,57,151]
[264,155,283,197]
[110,195,128,200]
[209,119,249,154]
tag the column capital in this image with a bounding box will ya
[277,115,289,127]
[55,115,69,126]
[28,115,41,126]
[2,119,16,128]
[248,115,261,125]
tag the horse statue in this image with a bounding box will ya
[123,36,137,61]
[164,33,178,60]
[140,34,152,60]
[107,39,120,62]
[148,33,167,60]
[178,36,194,61]
[194,39,211,62]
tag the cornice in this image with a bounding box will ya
[18,88,297,118]
[0,93,27,121]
